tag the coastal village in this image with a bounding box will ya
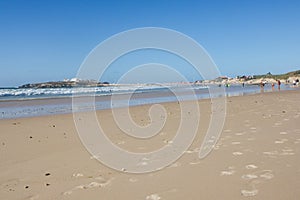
[200,70,300,87]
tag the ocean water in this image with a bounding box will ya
[0,84,168,100]
[0,84,296,119]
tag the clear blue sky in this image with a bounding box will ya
[0,0,299,86]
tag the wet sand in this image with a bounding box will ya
[1,90,300,199]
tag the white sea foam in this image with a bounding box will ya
[0,84,210,99]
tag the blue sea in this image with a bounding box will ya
[0,83,297,119]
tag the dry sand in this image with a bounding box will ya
[1,90,300,199]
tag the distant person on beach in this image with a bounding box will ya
[277,80,281,90]
[292,79,299,87]
[260,81,265,92]
[272,83,275,90]
[242,82,245,87]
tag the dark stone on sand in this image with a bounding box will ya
[52,125,56,127]
[45,183,50,186]
[45,173,51,176]
[282,110,286,113]
[29,136,33,139]
[24,185,29,189]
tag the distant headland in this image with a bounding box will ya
[19,78,110,89]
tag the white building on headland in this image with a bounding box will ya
[70,78,80,82]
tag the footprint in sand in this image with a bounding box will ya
[274,138,288,144]
[263,151,278,158]
[184,147,200,154]
[137,161,149,167]
[282,148,293,152]
[294,139,300,144]
[189,161,202,165]
[117,140,125,145]
[221,170,235,176]
[2,178,20,191]
[241,170,274,181]
[28,195,39,200]
[72,173,84,178]
[293,129,300,134]
[274,122,282,126]
[231,141,241,145]
[159,131,166,136]
[213,145,220,150]
[220,167,235,176]
[63,177,113,195]
[242,174,258,180]
[259,171,274,180]
[241,189,258,197]
[232,152,243,156]
[244,149,254,153]
[245,164,258,170]
[163,139,173,144]
[146,194,161,200]
[235,132,245,136]
[244,121,251,127]
[279,131,288,135]
[184,150,194,154]
[241,170,274,197]
[274,140,284,144]
[129,178,138,183]
[280,152,295,156]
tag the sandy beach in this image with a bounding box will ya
[1,90,300,199]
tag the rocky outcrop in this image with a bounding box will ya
[19,80,109,88]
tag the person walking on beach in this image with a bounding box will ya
[277,80,281,90]
[260,81,265,92]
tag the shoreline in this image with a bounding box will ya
[1,84,299,120]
